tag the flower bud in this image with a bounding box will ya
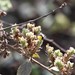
[27,23,35,29]
[19,37,28,47]
[67,47,75,56]
[11,26,19,34]
[22,28,29,36]
[26,32,35,39]
[46,44,54,53]
[54,50,62,57]
[67,61,74,68]
[54,58,64,70]
[32,26,41,34]
[33,40,39,45]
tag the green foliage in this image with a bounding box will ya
[51,13,70,33]
[0,0,12,11]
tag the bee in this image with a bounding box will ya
[37,33,44,49]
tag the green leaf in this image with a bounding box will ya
[17,60,32,75]
[0,0,12,11]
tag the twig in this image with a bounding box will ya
[40,33,66,53]
[0,2,67,31]
[44,38,66,53]
[31,58,56,75]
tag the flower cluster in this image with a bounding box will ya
[46,44,75,75]
[0,22,10,58]
[11,23,43,58]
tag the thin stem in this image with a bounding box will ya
[0,2,67,31]
[31,58,56,75]
[44,38,65,53]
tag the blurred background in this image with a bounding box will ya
[0,0,75,75]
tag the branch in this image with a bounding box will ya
[0,2,67,31]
